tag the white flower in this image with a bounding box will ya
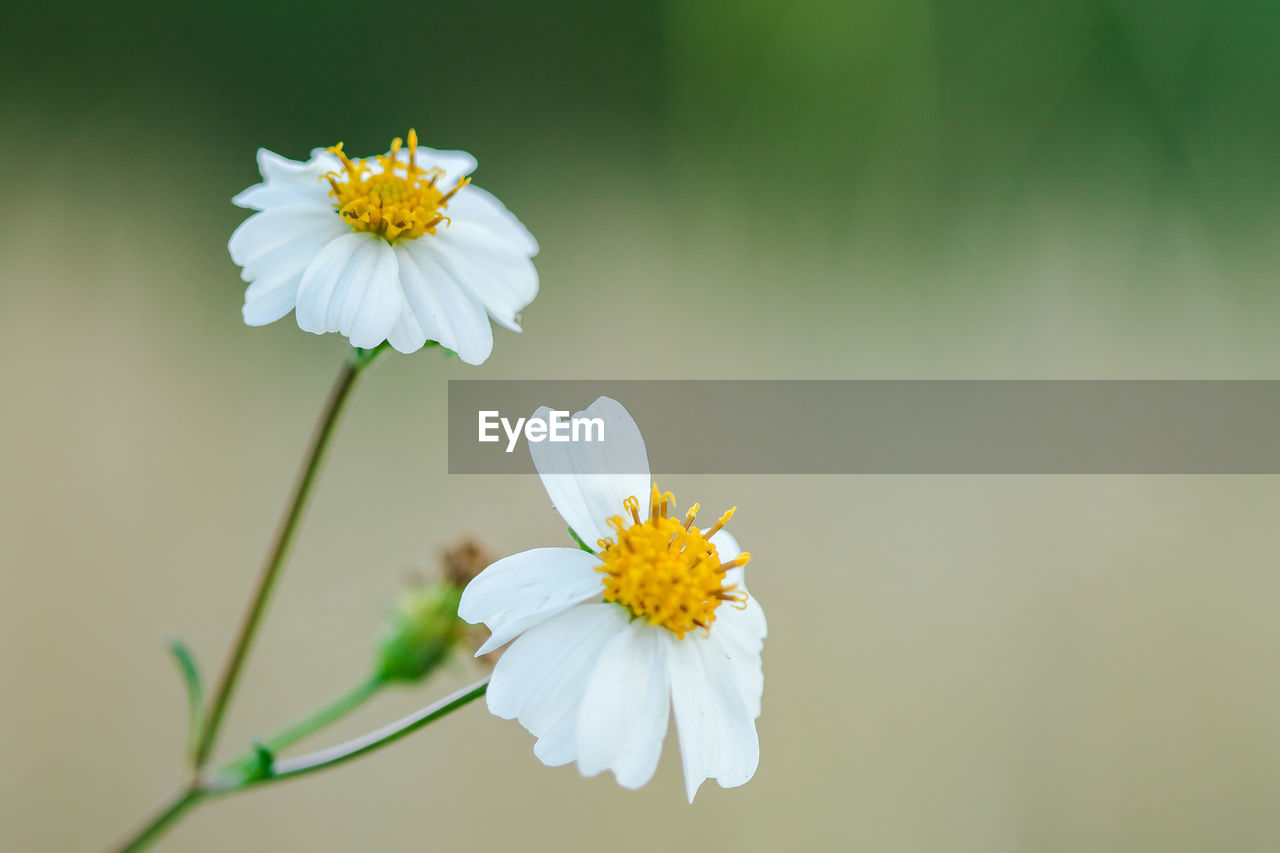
[228,130,538,364]
[459,397,767,801]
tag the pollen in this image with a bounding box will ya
[323,129,469,242]
[596,485,749,639]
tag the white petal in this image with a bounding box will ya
[531,703,582,767]
[529,397,651,548]
[324,238,387,334]
[715,579,767,645]
[487,603,628,746]
[576,621,671,788]
[448,185,539,257]
[242,274,302,326]
[232,148,333,211]
[260,147,323,184]
[306,148,346,171]
[385,294,427,354]
[230,208,348,330]
[295,232,382,337]
[710,529,742,562]
[458,548,605,655]
[338,241,401,347]
[228,205,344,281]
[432,225,538,329]
[396,242,495,365]
[716,583,767,647]
[705,529,766,717]
[670,632,761,802]
[710,596,767,719]
[419,237,530,332]
[445,217,538,265]
[241,228,343,292]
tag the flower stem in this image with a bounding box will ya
[110,786,201,853]
[205,677,489,794]
[194,344,385,769]
[112,678,488,851]
[216,675,384,779]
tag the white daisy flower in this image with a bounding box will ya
[228,130,538,364]
[459,397,766,801]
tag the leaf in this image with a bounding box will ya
[350,341,392,367]
[165,636,204,763]
[567,526,595,553]
[248,739,275,780]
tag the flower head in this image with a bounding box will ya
[228,130,538,364]
[459,398,767,801]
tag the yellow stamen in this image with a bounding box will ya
[322,129,467,242]
[597,485,749,639]
[704,506,736,540]
[624,496,641,526]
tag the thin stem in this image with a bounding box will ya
[194,345,383,768]
[109,786,201,853]
[216,675,384,778]
[111,677,487,851]
[205,677,490,794]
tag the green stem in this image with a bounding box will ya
[205,677,489,794]
[112,677,487,851]
[217,676,383,779]
[193,345,385,769]
[110,787,201,853]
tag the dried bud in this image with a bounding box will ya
[442,537,494,588]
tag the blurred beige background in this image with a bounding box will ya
[3,1,1280,850]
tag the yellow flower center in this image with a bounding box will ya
[323,129,469,242]
[596,485,749,639]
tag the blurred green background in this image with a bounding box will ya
[2,1,1279,850]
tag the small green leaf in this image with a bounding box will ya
[248,739,275,780]
[567,526,595,553]
[417,340,456,358]
[165,636,203,763]
[350,341,392,368]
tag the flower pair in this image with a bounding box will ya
[229,136,766,801]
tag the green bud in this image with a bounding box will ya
[373,582,466,683]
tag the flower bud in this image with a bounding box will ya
[373,538,494,683]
